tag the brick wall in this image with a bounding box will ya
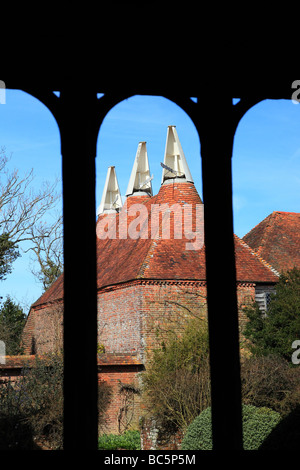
[22,302,63,355]
[97,284,143,355]
[0,354,143,437]
[237,282,256,335]
[23,280,257,360]
[140,280,255,360]
[98,360,143,434]
[22,309,35,354]
[97,280,208,362]
[19,279,257,438]
[0,356,35,385]
[140,280,207,362]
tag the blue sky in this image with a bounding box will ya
[0,90,299,311]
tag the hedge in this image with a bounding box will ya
[181,405,281,450]
[98,430,141,450]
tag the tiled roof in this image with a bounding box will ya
[234,235,280,280]
[95,182,206,287]
[32,181,279,308]
[243,211,300,272]
[31,273,64,308]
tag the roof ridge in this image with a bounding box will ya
[272,211,300,215]
[242,212,274,239]
[235,234,280,278]
[243,211,300,239]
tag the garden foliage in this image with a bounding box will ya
[98,430,141,450]
[181,404,281,450]
[243,268,300,361]
[142,317,210,434]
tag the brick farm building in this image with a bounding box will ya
[21,126,280,437]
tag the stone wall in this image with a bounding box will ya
[140,418,183,450]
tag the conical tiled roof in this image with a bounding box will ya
[31,180,279,309]
[95,180,205,288]
[31,126,280,309]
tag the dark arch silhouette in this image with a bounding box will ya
[2,75,294,450]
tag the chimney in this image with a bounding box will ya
[161,125,194,185]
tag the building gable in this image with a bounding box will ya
[243,211,300,272]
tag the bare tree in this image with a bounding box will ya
[27,214,63,290]
[0,147,63,289]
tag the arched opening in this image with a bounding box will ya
[0,88,63,449]
[95,94,300,447]
[0,89,62,310]
[95,95,205,439]
[5,86,298,449]
[233,98,300,238]
[232,98,300,448]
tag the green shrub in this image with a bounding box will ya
[142,317,210,434]
[181,405,281,450]
[0,353,63,449]
[243,268,300,361]
[98,430,141,450]
[241,354,300,416]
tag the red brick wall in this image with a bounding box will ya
[140,280,207,361]
[237,283,255,337]
[20,279,256,438]
[22,309,35,354]
[97,284,143,355]
[97,280,209,362]
[0,356,35,385]
[22,302,63,355]
[96,281,209,435]
[140,280,255,360]
[98,363,143,434]
[23,280,256,359]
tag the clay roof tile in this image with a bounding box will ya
[243,211,300,272]
[32,181,280,309]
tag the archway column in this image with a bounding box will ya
[58,90,131,450]
[57,88,100,450]
[198,96,243,450]
[193,95,263,450]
